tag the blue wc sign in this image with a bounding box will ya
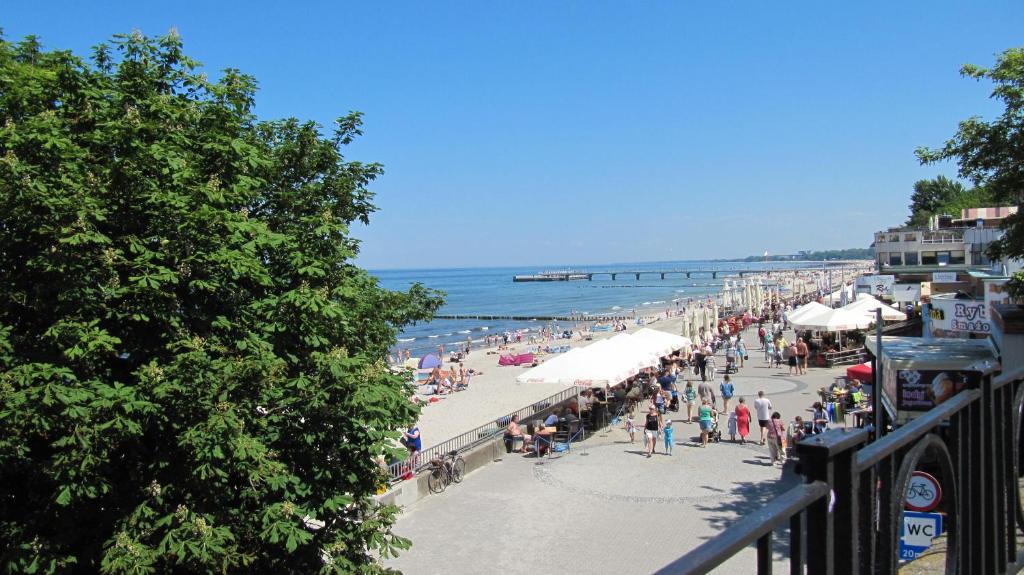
[900,511,943,561]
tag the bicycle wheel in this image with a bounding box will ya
[427,467,446,494]
[451,457,466,483]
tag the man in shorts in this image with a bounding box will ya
[753,391,773,446]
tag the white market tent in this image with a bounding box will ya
[608,333,663,371]
[516,332,672,386]
[514,347,589,384]
[792,307,873,331]
[786,301,832,324]
[632,328,692,357]
[842,294,907,321]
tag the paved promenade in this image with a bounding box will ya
[387,330,851,574]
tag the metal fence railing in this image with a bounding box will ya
[387,387,581,483]
[656,364,1024,573]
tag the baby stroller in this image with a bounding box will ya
[724,347,738,374]
[709,414,723,443]
[668,392,680,412]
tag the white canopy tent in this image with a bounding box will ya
[786,301,832,324]
[792,307,873,331]
[843,295,907,321]
[515,347,589,384]
[516,333,665,387]
[632,328,692,357]
[608,333,663,371]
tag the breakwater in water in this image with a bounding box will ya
[373,261,827,357]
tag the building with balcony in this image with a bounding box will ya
[872,207,1017,277]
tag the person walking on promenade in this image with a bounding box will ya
[727,409,738,442]
[698,398,717,448]
[624,413,637,443]
[644,405,663,458]
[796,337,809,375]
[697,379,716,411]
[767,412,787,466]
[720,374,735,413]
[787,341,799,376]
[735,397,752,444]
[736,336,747,369]
[764,330,774,363]
[754,390,773,445]
[663,418,675,455]
[684,380,698,422]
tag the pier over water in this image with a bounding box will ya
[512,261,858,282]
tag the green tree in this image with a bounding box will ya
[917,47,1024,290]
[0,31,442,573]
[905,175,965,227]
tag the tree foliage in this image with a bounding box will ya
[905,175,966,227]
[0,30,442,573]
[917,47,1024,290]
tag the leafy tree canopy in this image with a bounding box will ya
[905,175,966,227]
[904,175,995,228]
[917,47,1024,286]
[0,30,441,574]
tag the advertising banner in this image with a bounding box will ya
[856,275,896,297]
[893,284,921,303]
[892,369,978,412]
[932,271,959,283]
[928,297,992,334]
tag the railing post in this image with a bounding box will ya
[796,427,869,574]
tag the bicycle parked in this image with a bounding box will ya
[426,450,466,494]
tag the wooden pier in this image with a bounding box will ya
[512,262,858,282]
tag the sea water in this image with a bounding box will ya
[373,260,817,357]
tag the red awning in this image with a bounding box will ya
[846,361,873,383]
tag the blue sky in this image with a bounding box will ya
[6,2,1024,268]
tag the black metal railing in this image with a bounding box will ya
[655,372,1024,574]
[387,387,580,482]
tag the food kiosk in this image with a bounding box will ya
[866,336,1000,426]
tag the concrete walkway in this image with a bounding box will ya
[386,330,851,574]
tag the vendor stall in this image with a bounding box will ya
[866,336,1000,426]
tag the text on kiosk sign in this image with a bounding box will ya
[928,298,991,334]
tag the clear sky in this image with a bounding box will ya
[6,2,1024,268]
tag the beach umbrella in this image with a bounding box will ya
[418,353,442,369]
[681,315,690,339]
[722,280,731,308]
[712,302,720,334]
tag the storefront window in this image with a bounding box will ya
[889,253,903,266]
[949,250,965,264]
[921,251,937,265]
[904,252,919,265]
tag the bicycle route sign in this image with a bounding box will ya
[904,471,941,512]
[900,511,943,561]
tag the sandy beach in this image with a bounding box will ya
[408,264,872,450]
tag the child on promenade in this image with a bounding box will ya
[663,419,674,455]
[624,413,636,443]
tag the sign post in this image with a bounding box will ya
[900,511,943,561]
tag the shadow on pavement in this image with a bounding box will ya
[691,463,803,562]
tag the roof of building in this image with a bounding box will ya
[866,336,999,373]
